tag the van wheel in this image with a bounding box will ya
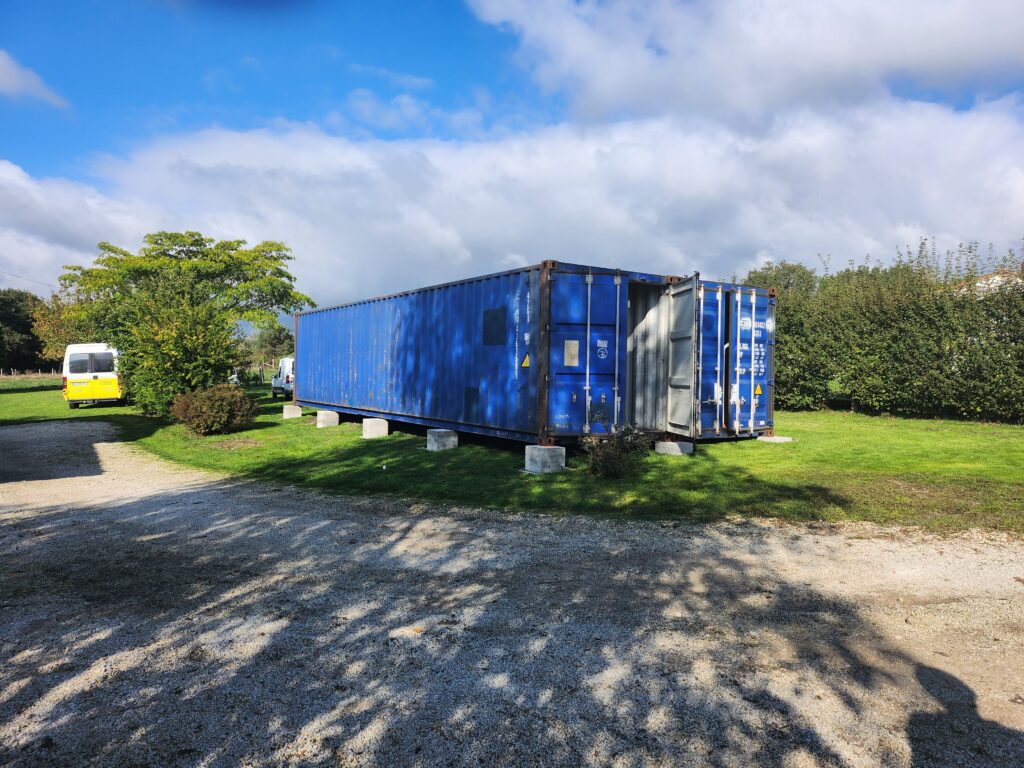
[270,391,278,400]
[69,402,80,409]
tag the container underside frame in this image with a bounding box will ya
[294,400,540,443]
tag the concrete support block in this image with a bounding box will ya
[316,410,340,429]
[524,445,566,474]
[655,441,695,456]
[427,429,458,451]
[282,404,302,419]
[362,418,389,439]
[757,435,794,443]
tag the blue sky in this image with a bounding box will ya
[1,0,532,178]
[1,1,1023,304]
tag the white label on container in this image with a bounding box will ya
[564,339,580,367]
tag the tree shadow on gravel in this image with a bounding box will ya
[1,480,1021,767]
[0,441,104,483]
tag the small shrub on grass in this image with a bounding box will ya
[580,425,653,478]
[171,384,258,435]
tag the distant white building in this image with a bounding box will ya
[957,270,1024,296]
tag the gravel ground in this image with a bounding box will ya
[0,420,1022,768]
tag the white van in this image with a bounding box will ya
[271,357,294,399]
[63,343,124,408]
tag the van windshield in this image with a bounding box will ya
[93,353,115,373]
[68,353,90,374]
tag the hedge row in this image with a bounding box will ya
[743,241,1024,423]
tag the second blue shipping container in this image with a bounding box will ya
[294,261,775,443]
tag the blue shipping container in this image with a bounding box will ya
[294,261,775,443]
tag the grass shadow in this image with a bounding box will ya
[0,384,66,395]
[4,378,1023,533]
[211,422,853,524]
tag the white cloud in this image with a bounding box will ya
[346,89,431,131]
[0,160,159,292]
[343,89,484,136]
[470,0,1024,120]
[3,2,1023,302]
[0,49,68,108]
[349,64,435,91]
[3,97,1022,303]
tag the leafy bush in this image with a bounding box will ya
[743,261,831,410]
[580,424,653,478]
[119,289,243,416]
[171,384,258,435]
[743,240,1024,423]
[236,368,264,386]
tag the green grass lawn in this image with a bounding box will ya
[0,375,137,422]
[2,376,1022,533]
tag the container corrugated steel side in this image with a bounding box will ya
[296,265,545,441]
[294,262,775,442]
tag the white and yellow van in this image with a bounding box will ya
[62,343,124,409]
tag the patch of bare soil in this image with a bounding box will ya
[0,421,1022,767]
[213,437,260,450]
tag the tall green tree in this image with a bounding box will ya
[32,291,98,361]
[55,231,313,415]
[243,322,294,368]
[0,288,49,370]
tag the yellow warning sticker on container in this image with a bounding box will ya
[754,383,763,395]
[522,353,530,368]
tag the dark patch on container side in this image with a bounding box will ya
[483,307,507,346]
[464,386,481,424]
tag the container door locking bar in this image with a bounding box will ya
[613,274,621,429]
[716,285,723,434]
[583,273,593,434]
[696,284,704,437]
[734,290,742,433]
[749,289,756,434]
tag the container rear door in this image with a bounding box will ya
[548,271,626,435]
[695,282,727,437]
[665,275,699,437]
[727,288,774,434]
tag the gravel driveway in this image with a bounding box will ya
[1,420,1022,767]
